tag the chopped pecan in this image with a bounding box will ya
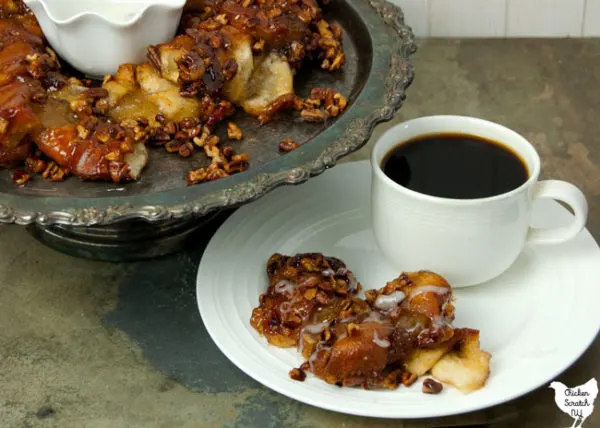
[222,146,234,158]
[316,20,345,71]
[334,93,348,110]
[164,121,178,135]
[198,18,222,31]
[187,167,208,184]
[76,124,90,139]
[25,156,47,174]
[26,50,59,80]
[193,126,212,147]
[95,130,111,143]
[165,140,182,153]
[300,109,326,123]
[224,158,249,174]
[258,93,298,124]
[174,130,189,141]
[252,39,265,54]
[205,163,229,181]
[227,122,243,140]
[222,58,238,81]
[287,41,305,68]
[40,71,68,91]
[147,45,162,71]
[187,126,201,139]
[148,127,170,145]
[330,24,343,39]
[81,88,109,99]
[215,14,228,25]
[42,161,69,182]
[304,98,321,108]
[69,99,92,116]
[209,33,223,49]
[177,52,206,83]
[325,104,339,117]
[303,288,317,300]
[104,151,121,162]
[422,378,443,394]
[364,289,378,305]
[119,119,138,129]
[309,88,334,103]
[178,142,194,158]
[278,138,299,152]
[179,117,199,131]
[289,368,307,382]
[206,135,220,148]
[382,369,403,390]
[12,169,30,185]
[132,126,147,142]
[266,8,283,18]
[330,53,345,71]
[401,372,418,387]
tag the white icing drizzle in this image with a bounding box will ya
[335,267,348,276]
[405,321,424,334]
[279,301,291,314]
[298,333,305,355]
[374,290,406,311]
[407,285,452,329]
[432,315,452,329]
[321,269,335,278]
[274,280,296,294]
[346,273,359,291]
[363,311,387,324]
[408,285,449,301]
[308,343,331,371]
[298,322,329,355]
[303,321,329,334]
[298,276,317,288]
[372,330,390,348]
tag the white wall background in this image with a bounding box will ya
[389,0,600,37]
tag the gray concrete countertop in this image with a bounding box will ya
[1,39,600,428]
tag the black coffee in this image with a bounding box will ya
[381,133,528,199]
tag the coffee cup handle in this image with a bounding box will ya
[526,180,588,245]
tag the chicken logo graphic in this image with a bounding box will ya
[549,378,598,427]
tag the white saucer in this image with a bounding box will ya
[196,160,600,419]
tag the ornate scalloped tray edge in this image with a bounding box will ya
[0,0,416,226]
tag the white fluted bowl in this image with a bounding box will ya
[24,0,186,78]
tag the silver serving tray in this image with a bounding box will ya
[0,0,416,227]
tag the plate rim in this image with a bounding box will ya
[196,160,600,418]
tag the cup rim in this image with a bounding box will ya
[370,115,542,206]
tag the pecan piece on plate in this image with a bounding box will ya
[422,378,443,394]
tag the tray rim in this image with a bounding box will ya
[0,0,416,226]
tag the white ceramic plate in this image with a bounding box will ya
[196,160,600,419]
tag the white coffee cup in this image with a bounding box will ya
[371,115,588,287]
